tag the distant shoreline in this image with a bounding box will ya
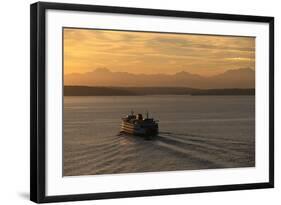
[64,86,255,96]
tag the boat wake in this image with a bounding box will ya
[118,131,255,169]
[64,131,255,176]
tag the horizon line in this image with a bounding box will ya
[65,67,255,77]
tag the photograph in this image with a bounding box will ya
[63,28,256,176]
[29,2,274,203]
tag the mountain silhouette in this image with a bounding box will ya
[64,68,255,89]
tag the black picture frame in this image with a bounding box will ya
[30,1,274,203]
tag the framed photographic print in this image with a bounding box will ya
[30,2,274,203]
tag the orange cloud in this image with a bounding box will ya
[64,28,255,77]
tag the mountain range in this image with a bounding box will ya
[64,67,255,89]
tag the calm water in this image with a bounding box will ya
[64,95,255,176]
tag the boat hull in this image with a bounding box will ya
[121,121,158,136]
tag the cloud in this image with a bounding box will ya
[63,28,255,76]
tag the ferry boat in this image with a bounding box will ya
[120,111,159,137]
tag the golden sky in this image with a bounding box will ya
[64,28,255,76]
